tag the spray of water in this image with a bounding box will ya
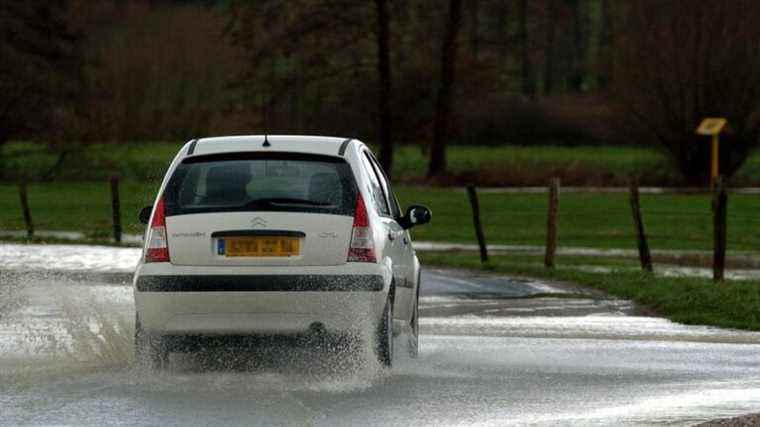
[59,294,134,368]
[2,269,400,396]
[0,271,135,390]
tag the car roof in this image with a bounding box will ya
[187,135,356,157]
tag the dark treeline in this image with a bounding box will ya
[2,0,760,182]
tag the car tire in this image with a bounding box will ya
[135,315,167,370]
[375,290,394,368]
[407,281,420,358]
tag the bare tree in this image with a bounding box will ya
[566,0,587,92]
[517,0,535,98]
[597,0,613,89]
[614,0,760,183]
[0,0,83,177]
[428,0,463,178]
[227,0,407,160]
[375,0,394,174]
[468,0,480,61]
[543,0,558,95]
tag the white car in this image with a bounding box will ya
[133,135,431,368]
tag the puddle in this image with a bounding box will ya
[0,243,140,273]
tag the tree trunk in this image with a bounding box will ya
[469,0,480,61]
[597,0,613,89]
[375,0,394,174]
[544,0,557,95]
[518,0,535,98]
[567,0,587,92]
[497,0,510,75]
[427,0,463,178]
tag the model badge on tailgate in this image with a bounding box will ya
[171,232,206,238]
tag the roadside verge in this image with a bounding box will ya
[420,252,760,332]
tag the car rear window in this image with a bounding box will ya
[163,152,357,217]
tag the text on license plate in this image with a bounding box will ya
[218,237,300,257]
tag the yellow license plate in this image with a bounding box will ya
[224,236,300,257]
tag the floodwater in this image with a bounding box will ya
[2,244,760,426]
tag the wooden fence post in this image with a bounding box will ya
[18,182,34,238]
[713,176,727,282]
[110,176,122,243]
[466,185,488,263]
[544,178,560,268]
[629,183,653,273]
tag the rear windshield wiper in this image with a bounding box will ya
[245,197,332,207]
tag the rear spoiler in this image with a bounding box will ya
[185,137,353,157]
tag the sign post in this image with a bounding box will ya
[696,117,728,189]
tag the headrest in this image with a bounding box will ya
[308,172,341,205]
[205,163,251,204]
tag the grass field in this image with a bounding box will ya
[396,187,760,252]
[2,182,760,253]
[420,252,760,331]
[0,181,158,237]
[0,141,690,186]
[7,140,760,186]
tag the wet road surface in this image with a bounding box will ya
[2,243,760,426]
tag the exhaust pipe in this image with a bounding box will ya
[309,322,326,335]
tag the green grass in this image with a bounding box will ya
[6,140,760,186]
[2,183,760,253]
[1,141,181,182]
[0,141,671,183]
[0,181,158,238]
[2,141,759,252]
[420,252,760,331]
[396,187,760,252]
[391,144,670,182]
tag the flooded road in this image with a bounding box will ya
[2,243,760,426]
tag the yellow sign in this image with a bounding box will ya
[696,118,727,136]
[695,117,728,189]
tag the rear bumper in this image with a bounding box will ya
[136,274,383,292]
[133,264,391,336]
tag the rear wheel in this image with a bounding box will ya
[375,291,394,367]
[135,315,168,370]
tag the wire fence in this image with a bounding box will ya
[5,175,760,282]
[2,177,156,243]
[464,177,758,281]
[462,189,760,253]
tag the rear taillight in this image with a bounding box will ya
[145,197,170,263]
[347,195,377,263]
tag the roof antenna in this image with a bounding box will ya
[263,134,271,147]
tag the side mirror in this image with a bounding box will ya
[138,206,152,225]
[399,205,431,230]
